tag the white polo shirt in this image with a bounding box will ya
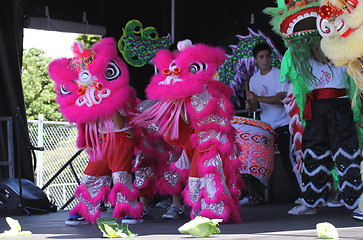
[249,67,290,129]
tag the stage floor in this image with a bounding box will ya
[0,203,362,240]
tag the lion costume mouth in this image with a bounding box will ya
[281,6,320,36]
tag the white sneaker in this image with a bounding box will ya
[352,208,363,221]
[155,199,172,209]
[288,205,317,215]
[239,197,249,205]
[325,192,343,207]
[65,213,90,226]
[162,204,185,220]
[294,198,302,205]
[326,199,344,208]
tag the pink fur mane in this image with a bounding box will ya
[147,44,226,100]
[48,38,134,124]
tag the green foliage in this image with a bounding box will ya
[22,48,63,121]
[75,34,102,49]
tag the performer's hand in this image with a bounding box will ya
[245,100,252,110]
[246,91,258,102]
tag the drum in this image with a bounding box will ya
[232,116,276,186]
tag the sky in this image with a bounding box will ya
[23,28,79,59]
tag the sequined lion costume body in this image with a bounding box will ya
[132,40,242,223]
[48,38,143,224]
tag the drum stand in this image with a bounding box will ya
[241,174,266,206]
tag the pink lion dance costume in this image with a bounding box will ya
[133,40,242,223]
[133,100,184,200]
[48,38,143,224]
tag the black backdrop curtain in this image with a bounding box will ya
[0,0,285,182]
[21,0,285,101]
[0,0,34,181]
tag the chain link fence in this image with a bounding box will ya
[28,115,88,210]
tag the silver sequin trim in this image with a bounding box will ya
[230,145,238,160]
[201,199,225,216]
[147,123,160,132]
[204,173,218,198]
[134,151,145,168]
[82,174,112,198]
[188,154,231,203]
[137,100,159,112]
[197,114,228,127]
[198,130,228,145]
[116,192,138,209]
[113,171,139,209]
[188,177,202,203]
[134,167,154,188]
[174,150,191,170]
[191,90,212,113]
[204,154,230,195]
[112,171,134,191]
[163,171,181,188]
[79,174,112,215]
[218,98,225,111]
[188,174,223,202]
[79,198,101,216]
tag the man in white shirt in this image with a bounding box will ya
[245,43,300,202]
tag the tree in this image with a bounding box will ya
[22,48,63,121]
[75,34,102,49]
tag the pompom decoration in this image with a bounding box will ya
[319,5,334,19]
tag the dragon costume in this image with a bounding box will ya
[265,0,363,210]
[132,40,242,223]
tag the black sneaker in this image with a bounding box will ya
[65,213,89,226]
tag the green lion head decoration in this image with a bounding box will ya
[263,0,320,39]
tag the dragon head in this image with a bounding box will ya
[118,19,171,67]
